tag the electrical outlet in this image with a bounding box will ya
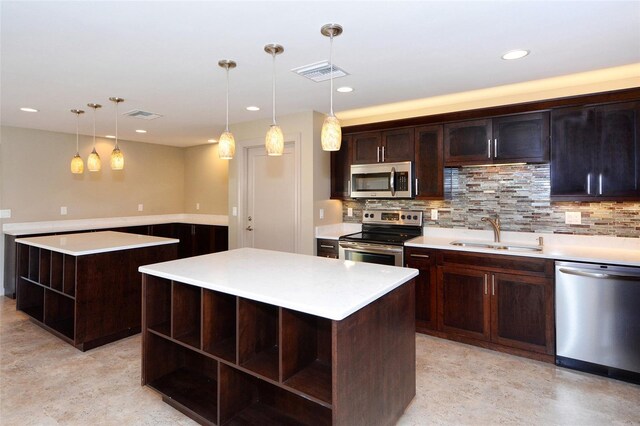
[0,209,11,219]
[319,208,324,219]
[431,209,438,220]
[347,207,353,217]
[232,207,238,217]
[196,203,200,211]
[60,206,67,215]
[138,204,144,212]
[565,211,582,225]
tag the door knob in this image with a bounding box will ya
[246,226,253,231]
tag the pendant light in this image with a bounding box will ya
[218,60,237,160]
[70,109,85,174]
[87,103,102,171]
[109,97,125,170]
[264,44,284,156]
[320,23,343,151]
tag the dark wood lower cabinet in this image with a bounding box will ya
[316,239,339,259]
[142,275,416,426]
[407,247,555,362]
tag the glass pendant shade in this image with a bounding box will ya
[110,147,124,170]
[218,131,236,160]
[321,115,342,151]
[87,148,101,172]
[265,125,284,156]
[70,154,84,174]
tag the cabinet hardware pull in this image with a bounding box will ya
[484,274,488,295]
[487,140,491,158]
[320,244,334,249]
[491,275,495,296]
[410,254,430,258]
[598,173,603,195]
[382,146,386,162]
[586,173,591,195]
[494,139,497,158]
[245,226,253,231]
[415,178,419,196]
[377,146,380,163]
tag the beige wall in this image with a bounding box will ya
[1,126,185,223]
[183,143,229,214]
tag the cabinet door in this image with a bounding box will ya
[405,248,437,332]
[174,224,195,258]
[597,101,640,198]
[550,106,597,199]
[444,119,492,165]
[330,135,352,199]
[414,125,443,199]
[437,266,490,341]
[490,273,554,355]
[351,131,382,164]
[493,112,550,163]
[381,128,414,163]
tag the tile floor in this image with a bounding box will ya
[1,297,639,425]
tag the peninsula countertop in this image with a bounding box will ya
[139,247,418,321]
[16,231,179,256]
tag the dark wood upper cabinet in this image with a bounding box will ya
[351,129,413,164]
[444,112,550,166]
[330,135,351,199]
[414,125,444,199]
[551,101,640,200]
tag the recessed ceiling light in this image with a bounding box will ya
[246,106,260,111]
[20,107,38,112]
[501,49,530,60]
[337,86,353,93]
[105,135,116,139]
[135,129,147,133]
[208,139,217,143]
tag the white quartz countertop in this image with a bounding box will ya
[3,213,228,236]
[139,247,418,321]
[315,222,361,240]
[16,231,178,256]
[406,228,640,267]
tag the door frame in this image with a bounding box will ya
[235,133,302,253]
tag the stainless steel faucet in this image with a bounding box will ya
[482,216,501,242]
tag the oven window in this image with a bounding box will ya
[346,251,396,266]
[352,173,390,192]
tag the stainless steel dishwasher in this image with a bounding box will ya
[556,261,640,383]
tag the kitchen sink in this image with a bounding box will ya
[450,240,543,252]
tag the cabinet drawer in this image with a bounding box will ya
[404,247,435,267]
[316,239,339,259]
[437,250,553,278]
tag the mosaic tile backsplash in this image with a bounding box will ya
[342,164,640,238]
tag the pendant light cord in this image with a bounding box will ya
[92,107,96,148]
[272,52,277,125]
[329,33,334,116]
[225,66,230,132]
[114,101,119,149]
[76,112,80,154]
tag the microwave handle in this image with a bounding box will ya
[390,167,396,196]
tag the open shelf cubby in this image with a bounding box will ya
[44,289,75,339]
[238,299,279,381]
[17,243,29,279]
[17,278,44,322]
[39,249,51,287]
[62,255,76,297]
[172,282,201,349]
[28,246,39,282]
[145,333,218,425]
[220,364,332,426]
[50,251,64,292]
[281,309,333,404]
[144,275,172,338]
[203,289,236,363]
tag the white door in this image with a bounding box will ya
[244,143,297,252]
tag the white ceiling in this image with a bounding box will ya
[2,1,639,147]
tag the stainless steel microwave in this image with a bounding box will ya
[350,161,413,198]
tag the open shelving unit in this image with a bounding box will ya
[141,274,417,426]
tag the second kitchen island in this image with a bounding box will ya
[139,248,418,426]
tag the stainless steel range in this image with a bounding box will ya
[339,209,423,267]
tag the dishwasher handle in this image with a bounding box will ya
[558,267,640,282]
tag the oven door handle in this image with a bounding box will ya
[390,167,396,197]
[339,241,403,254]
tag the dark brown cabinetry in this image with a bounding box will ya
[551,101,640,200]
[406,246,555,362]
[414,125,444,199]
[316,239,339,259]
[444,112,550,166]
[351,129,414,164]
[330,135,351,199]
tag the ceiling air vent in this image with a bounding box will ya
[291,61,348,82]
[122,109,163,120]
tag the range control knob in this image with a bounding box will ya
[364,213,369,218]
[413,215,419,220]
[401,215,406,219]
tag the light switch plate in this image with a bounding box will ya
[232,207,238,217]
[0,209,11,219]
[347,207,353,217]
[138,204,144,212]
[196,203,200,210]
[319,208,324,219]
[431,209,438,220]
[60,206,67,215]
[565,211,582,225]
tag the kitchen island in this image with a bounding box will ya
[139,248,419,426]
[15,231,178,350]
